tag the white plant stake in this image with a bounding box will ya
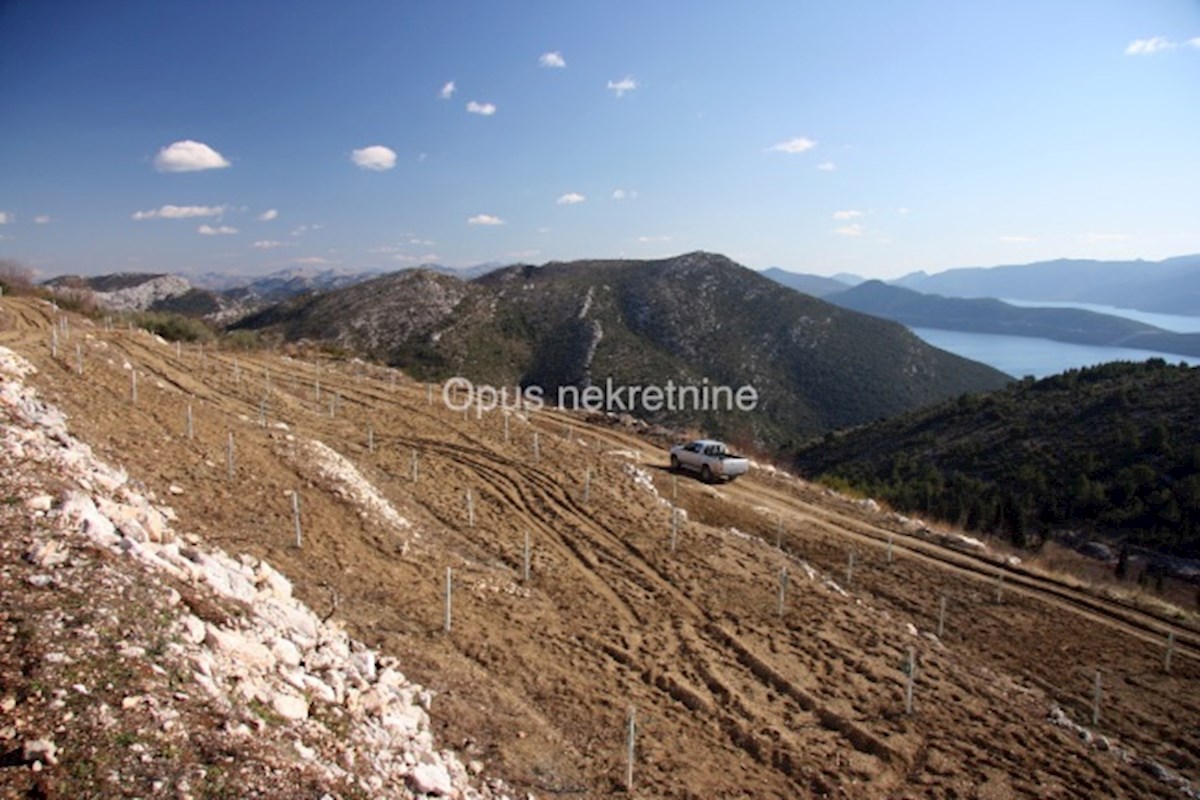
[411,448,419,483]
[444,567,453,633]
[994,567,1004,604]
[777,565,788,616]
[583,466,591,505]
[846,550,855,587]
[50,327,58,358]
[905,648,916,714]
[670,506,679,552]
[887,534,894,564]
[1092,669,1102,726]
[292,491,302,548]
[625,707,636,793]
[130,368,138,404]
[466,488,475,527]
[937,594,947,638]
[367,426,374,453]
[226,432,234,479]
[186,403,193,440]
[523,530,531,582]
[75,343,83,376]
[533,432,541,462]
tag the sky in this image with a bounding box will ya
[1,0,1199,281]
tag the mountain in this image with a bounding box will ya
[827,281,1200,358]
[233,252,1010,447]
[760,267,848,297]
[44,272,223,315]
[793,360,1200,556]
[892,254,1200,315]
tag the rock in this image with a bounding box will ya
[180,615,206,645]
[168,484,184,495]
[270,637,302,668]
[408,762,453,796]
[25,540,68,568]
[25,494,53,511]
[23,738,58,766]
[205,625,276,671]
[271,690,309,722]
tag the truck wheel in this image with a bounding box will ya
[701,464,713,483]
[670,455,680,473]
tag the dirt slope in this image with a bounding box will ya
[2,296,1198,799]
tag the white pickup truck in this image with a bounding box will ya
[668,439,750,483]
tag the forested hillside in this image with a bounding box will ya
[794,360,1200,555]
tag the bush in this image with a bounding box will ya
[132,312,214,343]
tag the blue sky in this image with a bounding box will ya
[1,0,1198,280]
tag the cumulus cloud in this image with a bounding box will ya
[131,204,225,221]
[467,214,504,226]
[816,161,837,171]
[198,224,238,235]
[251,240,292,249]
[466,100,497,116]
[34,215,50,224]
[607,76,638,97]
[153,140,231,172]
[1125,36,1177,55]
[832,209,862,220]
[257,208,279,221]
[290,224,323,237]
[556,192,586,205]
[440,80,456,99]
[636,235,672,243]
[539,51,566,68]
[0,212,10,224]
[832,223,865,236]
[611,188,638,200]
[351,145,397,171]
[768,137,817,154]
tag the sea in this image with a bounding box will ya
[909,301,1200,379]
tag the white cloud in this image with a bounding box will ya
[257,208,279,221]
[290,223,323,237]
[999,235,1035,243]
[198,224,238,235]
[816,162,837,171]
[466,100,497,116]
[351,145,397,171]
[440,80,456,99]
[539,51,566,68]
[768,137,817,154]
[636,235,672,243]
[132,204,225,221]
[897,206,911,215]
[508,249,540,259]
[611,188,639,200]
[294,256,336,265]
[832,223,865,237]
[34,215,51,224]
[409,237,436,246]
[1189,37,1200,48]
[1125,36,1176,55]
[467,214,504,226]
[556,192,586,205]
[251,240,292,249]
[832,209,863,220]
[0,212,10,224]
[153,140,230,172]
[607,76,638,97]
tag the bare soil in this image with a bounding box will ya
[3,297,1198,799]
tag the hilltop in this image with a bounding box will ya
[1,296,1198,797]
[793,360,1200,556]
[233,252,1011,448]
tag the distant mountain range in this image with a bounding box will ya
[893,254,1200,316]
[233,252,1010,447]
[825,281,1200,358]
[758,268,848,297]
